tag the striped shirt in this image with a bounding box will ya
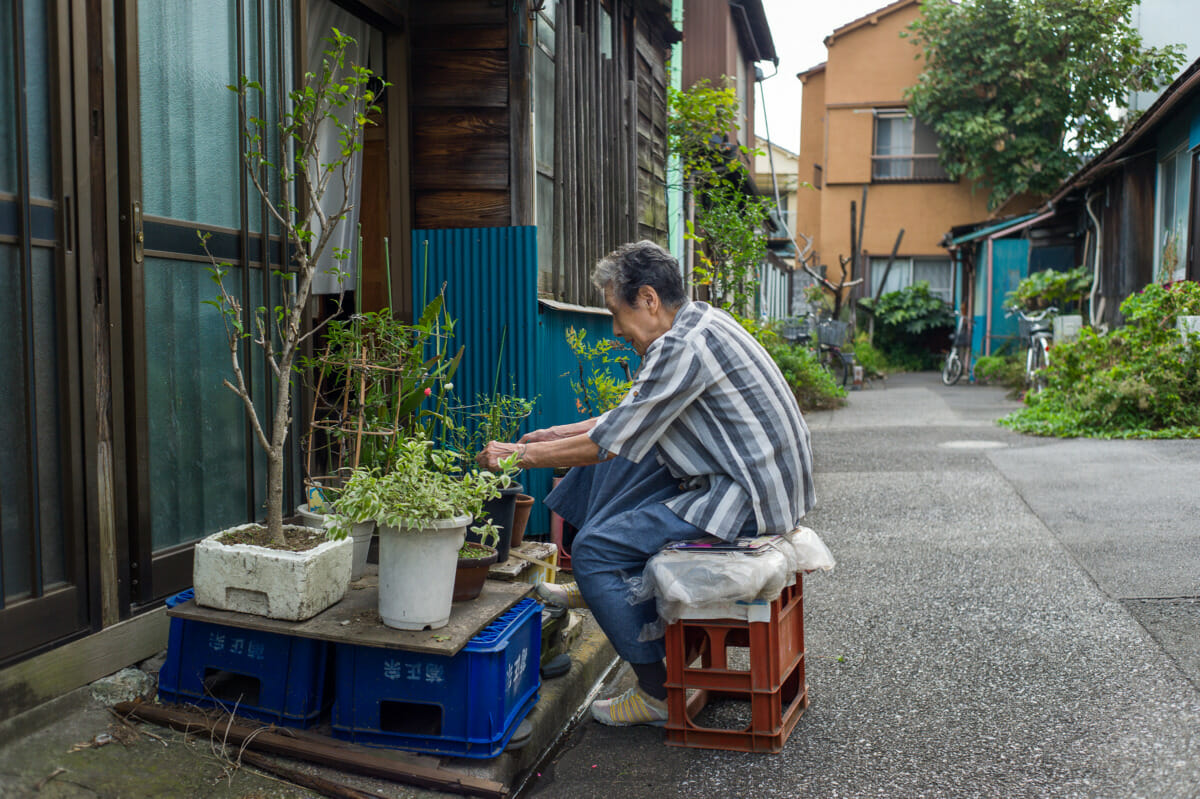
[588,301,816,541]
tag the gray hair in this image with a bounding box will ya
[591,240,687,310]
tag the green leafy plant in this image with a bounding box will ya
[1001,281,1200,437]
[1005,265,1093,312]
[763,341,847,411]
[565,327,634,417]
[847,332,889,379]
[669,79,771,314]
[905,0,1184,209]
[327,433,521,541]
[301,294,462,483]
[972,354,1024,389]
[202,30,385,547]
[859,283,955,370]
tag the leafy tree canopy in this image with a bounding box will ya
[905,0,1185,210]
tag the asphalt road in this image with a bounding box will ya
[522,372,1200,799]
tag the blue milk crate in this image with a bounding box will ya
[331,598,542,758]
[158,590,331,728]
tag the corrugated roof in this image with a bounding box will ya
[946,212,1041,247]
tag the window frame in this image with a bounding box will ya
[871,110,951,184]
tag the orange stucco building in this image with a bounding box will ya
[794,0,996,304]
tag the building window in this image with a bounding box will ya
[872,112,949,182]
[812,163,823,189]
[534,4,556,289]
[869,256,953,302]
[1156,144,1190,282]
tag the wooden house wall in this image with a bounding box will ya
[549,0,672,306]
[408,2,512,229]
[634,14,670,246]
[1098,152,1156,328]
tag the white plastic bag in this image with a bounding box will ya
[628,526,835,640]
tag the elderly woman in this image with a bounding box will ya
[477,240,815,727]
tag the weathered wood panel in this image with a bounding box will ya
[410,51,508,107]
[414,190,511,228]
[411,108,509,190]
[408,0,505,26]
[411,25,507,51]
[409,3,513,229]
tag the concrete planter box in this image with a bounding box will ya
[193,525,352,621]
[1177,315,1200,344]
[1053,314,1083,343]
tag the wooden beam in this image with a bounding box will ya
[0,607,167,722]
[114,702,508,799]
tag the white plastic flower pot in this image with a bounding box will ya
[377,514,470,631]
[349,520,375,581]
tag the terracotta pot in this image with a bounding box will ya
[453,543,499,602]
[511,494,534,548]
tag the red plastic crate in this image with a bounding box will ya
[663,573,809,753]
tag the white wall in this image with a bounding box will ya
[1130,0,1200,112]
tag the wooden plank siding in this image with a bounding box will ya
[406,1,673,300]
[409,4,511,229]
[547,0,672,305]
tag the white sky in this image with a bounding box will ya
[754,0,900,152]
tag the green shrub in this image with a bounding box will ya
[972,354,1024,388]
[1001,281,1200,438]
[848,331,889,377]
[1006,265,1093,312]
[858,283,954,370]
[765,341,847,411]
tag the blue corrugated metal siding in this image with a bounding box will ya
[526,304,635,537]
[412,227,539,419]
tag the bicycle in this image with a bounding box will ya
[941,311,971,386]
[1008,305,1057,393]
[779,316,854,389]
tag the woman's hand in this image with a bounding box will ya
[476,441,524,471]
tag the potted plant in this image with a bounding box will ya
[299,291,462,580]
[442,389,534,563]
[329,434,519,630]
[191,31,383,621]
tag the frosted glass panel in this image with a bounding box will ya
[144,257,251,549]
[0,245,32,601]
[0,0,52,197]
[138,1,240,229]
[0,5,17,193]
[0,244,66,599]
[31,246,65,585]
[24,0,52,199]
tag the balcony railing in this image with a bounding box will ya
[871,153,951,182]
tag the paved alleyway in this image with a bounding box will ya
[525,373,1200,799]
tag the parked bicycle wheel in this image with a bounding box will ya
[1029,338,1049,393]
[821,347,851,388]
[941,350,963,386]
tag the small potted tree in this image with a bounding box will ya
[329,435,520,630]
[191,30,383,621]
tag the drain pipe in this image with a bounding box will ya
[1085,190,1105,328]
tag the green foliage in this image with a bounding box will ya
[1006,265,1093,312]
[859,283,955,370]
[1001,281,1200,437]
[905,0,1184,209]
[848,332,890,378]
[327,433,521,541]
[669,80,771,313]
[440,390,536,462]
[201,29,387,543]
[763,341,847,411]
[972,354,1024,388]
[565,327,634,417]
